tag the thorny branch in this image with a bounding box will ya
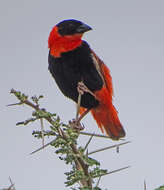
[10,89,93,187]
[9,89,130,189]
[0,177,16,190]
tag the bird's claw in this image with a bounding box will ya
[77,81,95,97]
[69,119,85,131]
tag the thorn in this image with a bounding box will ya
[96,166,131,178]
[84,133,94,152]
[7,102,22,107]
[88,141,131,155]
[79,131,126,140]
[40,118,45,147]
[144,180,146,190]
[8,177,15,190]
[79,131,111,139]
[86,149,89,157]
[30,138,57,155]
[95,176,101,187]
[116,145,119,153]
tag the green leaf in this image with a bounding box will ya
[155,186,164,190]
[65,170,86,186]
[84,157,100,167]
[90,167,108,178]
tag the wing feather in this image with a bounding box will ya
[91,49,113,98]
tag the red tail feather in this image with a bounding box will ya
[91,87,125,140]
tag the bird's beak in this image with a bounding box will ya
[76,23,92,33]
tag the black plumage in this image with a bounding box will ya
[48,41,103,109]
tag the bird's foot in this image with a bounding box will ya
[69,119,85,131]
[77,81,95,97]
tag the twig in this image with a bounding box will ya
[94,166,130,178]
[37,129,124,141]
[7,102,22,107]
[88,141,130,155]
[40,118,45,147]
[95,176,101,188]
[60,129,92,187]
[0,177,15,190]
[30,137,57,155]
[8,177,15,190]
[84,133,94,152]
[144,180,146,190]
[79,131,125,140]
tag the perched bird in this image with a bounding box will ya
[48,19,125,140]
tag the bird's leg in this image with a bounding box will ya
[77,81,96,98]
[76,81,96,123]
[77,108,90,123]
[69,82,94,131]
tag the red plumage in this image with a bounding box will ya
[80,50,125,139]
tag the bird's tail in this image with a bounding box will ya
[91,87,125,140]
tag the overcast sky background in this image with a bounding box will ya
[0,0,164,189]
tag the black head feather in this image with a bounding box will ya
[57,19,92,36]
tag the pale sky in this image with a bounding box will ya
[1,0,164,189]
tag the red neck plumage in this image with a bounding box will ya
[48,26,82,58]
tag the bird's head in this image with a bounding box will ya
[48,19,92,55]
[56,19,92,36]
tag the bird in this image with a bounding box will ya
[48,19,125,140]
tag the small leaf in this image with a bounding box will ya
[155,186,164,190]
